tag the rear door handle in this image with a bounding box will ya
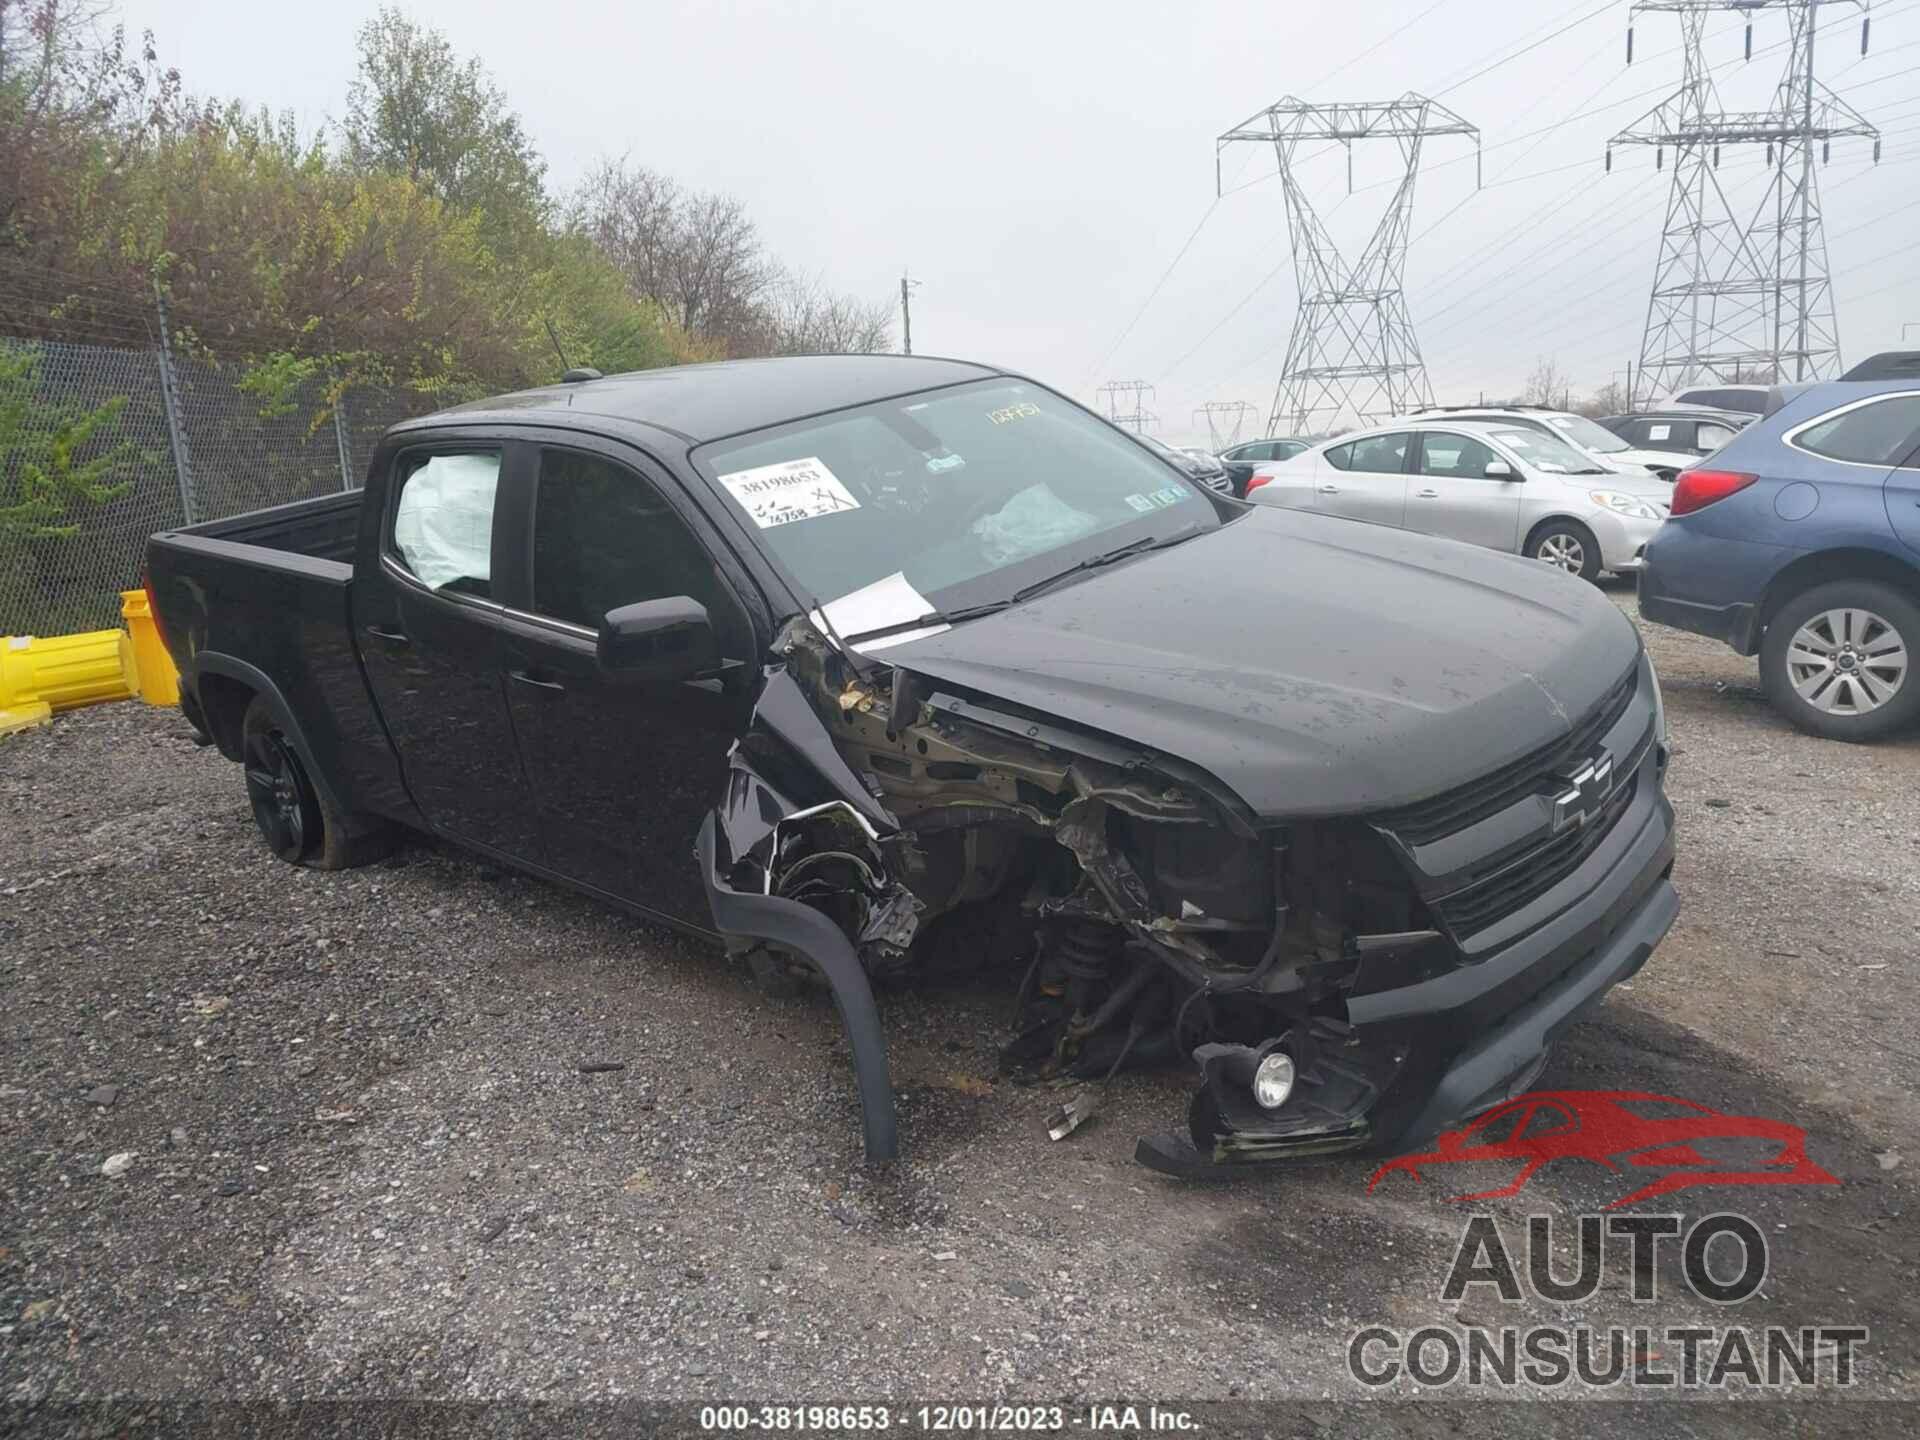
[1415,488,1440,498]
[365,624,409,645]
[509,669,565,694]
[1317,484,1341,494]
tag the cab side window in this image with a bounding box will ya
[531,449,744,646]
[390,449,502,597]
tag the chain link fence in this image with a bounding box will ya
[1,270,442,635]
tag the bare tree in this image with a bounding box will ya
[1522,355,1571,408]
[1581,379,1629,418]
[570,157,890,357]
[570,157,767,344]
[752,268,893,355]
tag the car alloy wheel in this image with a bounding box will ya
[244,728,314,861]
[1783,608,1908,715]
[1536,532,1586,573]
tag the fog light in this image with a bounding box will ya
[1252,1052,1296,1110]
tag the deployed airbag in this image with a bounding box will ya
[392,452,500,590]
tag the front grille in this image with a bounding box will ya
[1432,769,1640,935]
[1374,666,1639,846]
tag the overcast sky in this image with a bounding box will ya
[120,0,1920,445]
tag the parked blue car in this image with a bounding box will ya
[1639,378,1920,742]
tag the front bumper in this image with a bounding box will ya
[1138,734,1677,1177]
[1593,510,1664,573]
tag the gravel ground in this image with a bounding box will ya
[2,590,1916,1432]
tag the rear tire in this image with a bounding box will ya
[1526,519,1602,584]
[241,697,399,868]
[1760,580,1920,742]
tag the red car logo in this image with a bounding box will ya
[1368,1090,1839,1209]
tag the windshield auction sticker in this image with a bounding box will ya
[718,456,860,528]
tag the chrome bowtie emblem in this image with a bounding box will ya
[1551,753,1616,833]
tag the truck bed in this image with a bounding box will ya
[173,489,361,567]
[145,488,414,826]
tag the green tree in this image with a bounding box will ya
[0,345,136,541]
[342,7,545,226]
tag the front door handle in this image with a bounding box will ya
[1415,488,1441,498]
[366,624,409,645]
[509,669,565,695]
[1317,484,1341,494]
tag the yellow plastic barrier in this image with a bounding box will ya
[0,699,52,737]
[0,626,137,733]
[121,588,180,706]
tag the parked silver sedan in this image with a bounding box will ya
[1247,420,1671,583]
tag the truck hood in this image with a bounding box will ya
[880,507,1643,819]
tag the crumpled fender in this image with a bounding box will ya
[699,664,904,1162]
[697,813,898,1162]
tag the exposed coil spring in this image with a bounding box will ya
[1056,919,1122,981]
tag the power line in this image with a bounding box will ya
[1083,200,1219,387]
[1434,0,1622,98]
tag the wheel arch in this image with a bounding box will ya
[189,654,353,819]
[1524,513,1600,545]
[1756,547,1920,637]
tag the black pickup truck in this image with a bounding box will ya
[146,356,1678,1173]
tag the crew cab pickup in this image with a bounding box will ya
[146,356,1678,1174]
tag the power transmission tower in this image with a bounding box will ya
[1097,380,1159,433]
[1217,94,1479,436]
[1195,401,1261,449]
[1611,1,1878,403]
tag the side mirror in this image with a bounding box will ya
[1485,460,1517,479]
[597,596,716,679]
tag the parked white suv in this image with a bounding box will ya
[1248,420,1670,582]
[1407,405,1699,481]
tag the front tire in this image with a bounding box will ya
[1760,580,1920,742]
[1526,519,1602,583]
[241,697,399,868]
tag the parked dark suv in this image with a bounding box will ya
[1640,378,1920,741]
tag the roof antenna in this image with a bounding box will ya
[542,315,572,372]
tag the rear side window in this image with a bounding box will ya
[1697,422,1736,452]
[1791,396,1920,468]
[1323,442,1353,471]
[390,450,502,595]
[1342,432,1412,474]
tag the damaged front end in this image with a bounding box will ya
[703,615,1454,1171]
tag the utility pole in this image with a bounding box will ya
[1216,95,1480,435]
[900,271,920,356]
[1610,1,1878,403]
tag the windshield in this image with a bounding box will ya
[1547,413,1630,454]
[1481,427,1608,475]
[694,379,1218,621]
